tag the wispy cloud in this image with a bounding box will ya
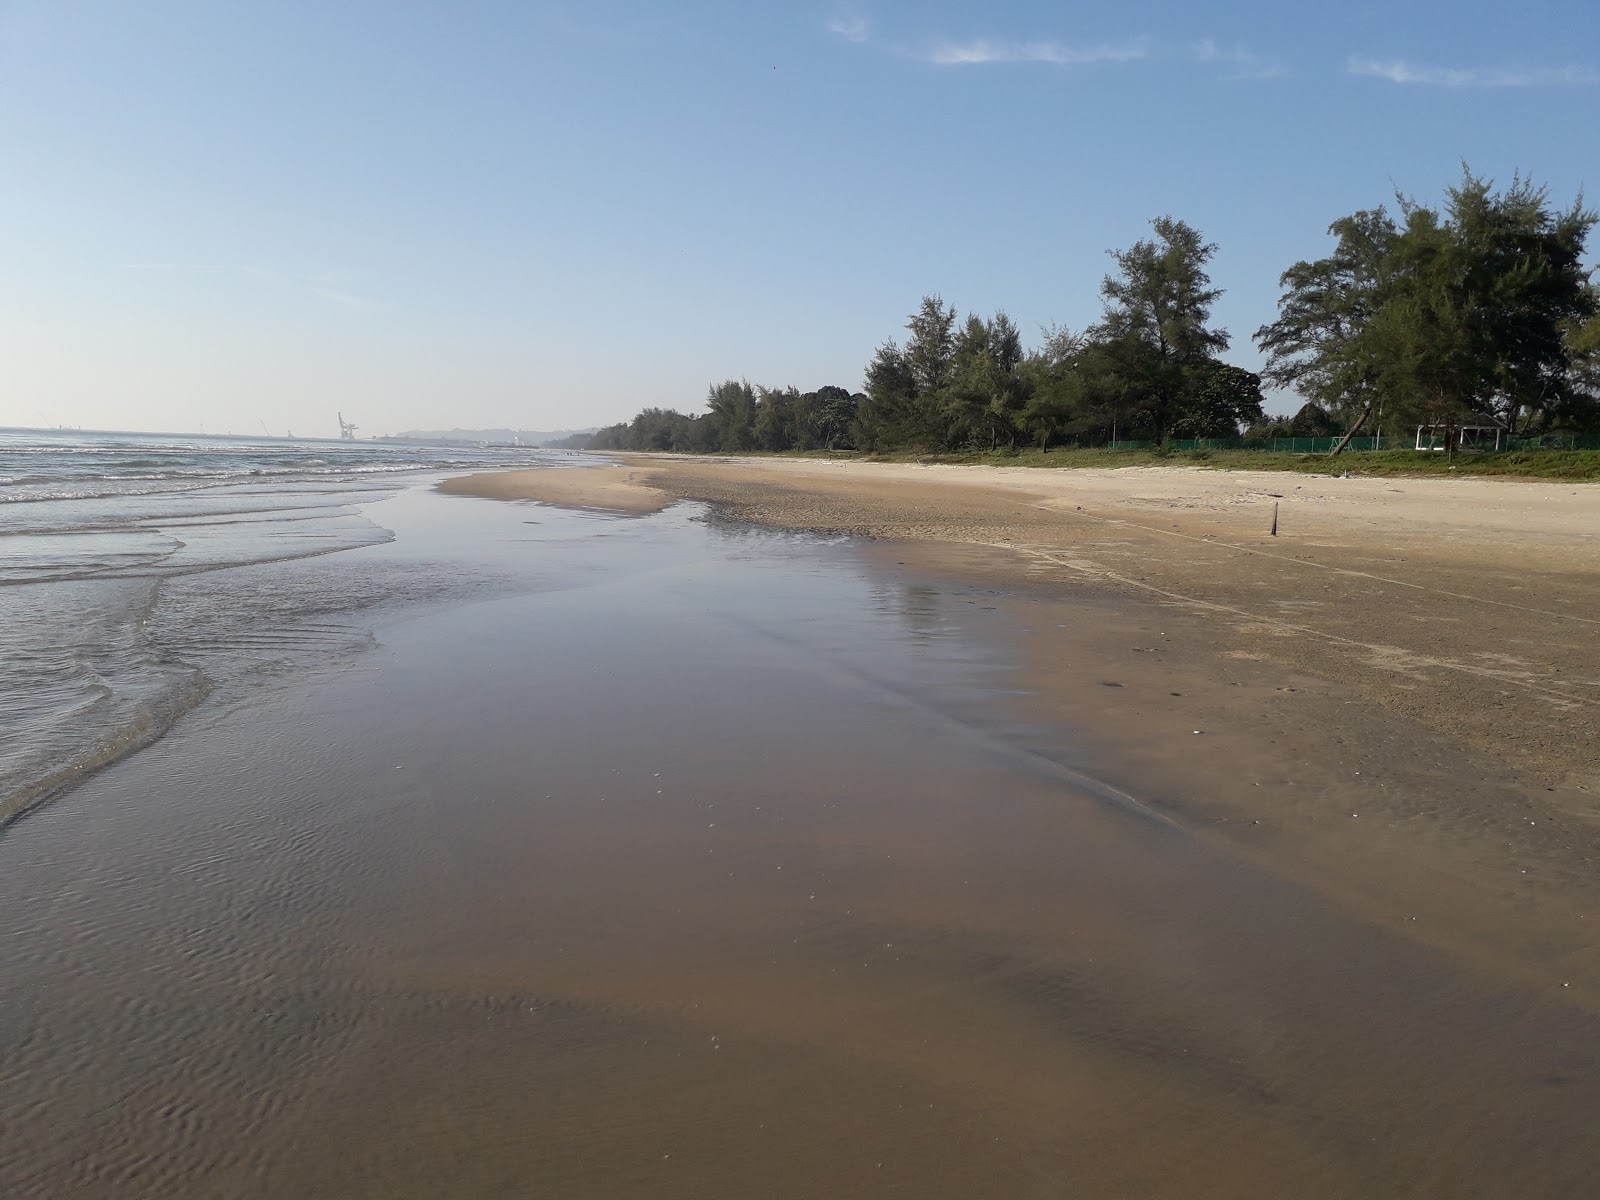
[307,268,372,308]
[1349,57,1598,87]
[925,38,1147,67]
[826,11,868,43]
[313,288,369,309]
[1196,39,1286,80]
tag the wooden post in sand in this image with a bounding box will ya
[1270,502,1279,537]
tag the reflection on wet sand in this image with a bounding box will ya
[3,489,1598,1198]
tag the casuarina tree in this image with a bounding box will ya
[1090,217,1230,439]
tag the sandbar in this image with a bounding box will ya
[437,467,672,513]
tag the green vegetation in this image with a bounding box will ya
[827,446,1600,481]
[589,169,1600,467]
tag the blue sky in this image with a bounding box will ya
[1,0,1595,437]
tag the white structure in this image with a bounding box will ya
[1414,418,1506,452]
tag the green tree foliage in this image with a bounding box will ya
[1172,362,1267,438]
[587,422,628,450]
[584,172,1598,459]
[707,379,758,452]
[589,221,1258,456]
[853,295,966,449]
[1568,316,1600,426]
[1090,217,1231,439]
[949,311,1030,449]
[1018,327,1086,449]
[805,386,860,449]
[855,339,919,450]
[1255,209,1396,425]
[1247,401,1341,439]
[583,384,862,454]
[1257,169,1599,444]
[587,408,717,452]
[1445,172,1596,431]
[1363,207,1486,442]
[904,296,957,401]
[753,386,798,452]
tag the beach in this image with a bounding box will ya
[13,1,1600,1192]
[449,458,1600,999]
[450,456,1599,778]
[6,455,1600,1197]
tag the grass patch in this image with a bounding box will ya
[635,446,1600,480]
[841,446,1600,480]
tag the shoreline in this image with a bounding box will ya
[441,454,1599,786]
[442,455,1600,1002]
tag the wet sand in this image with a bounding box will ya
[455,455,1600,791]
[6,476,1600,1197]
[448,460,1600,1003]
[440,467,672,513]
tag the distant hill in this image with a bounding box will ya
[388,427,598,447]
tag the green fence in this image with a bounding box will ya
[1176,437,1395,452]
[1098,434,1600,454]
[1108,437,1395,452]
[1506,434,1600,451]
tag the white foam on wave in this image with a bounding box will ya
[1,430,576,821]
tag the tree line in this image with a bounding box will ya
[586,383,862,454]
[586,169,1600,456]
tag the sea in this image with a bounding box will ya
[0,427,586,824]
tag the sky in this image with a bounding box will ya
[1,0,1596,438]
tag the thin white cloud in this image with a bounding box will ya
[314,288,369,309]
[1349,57,1598,87]
[826,12,868,43]
[1195,39,1286,80]
[925,38,1147,67]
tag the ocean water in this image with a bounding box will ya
[0,428,586,823]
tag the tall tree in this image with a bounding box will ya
[854,297,961,450]
[1255,208,1398,436]
[706,379,757,452]
[980,311,1028,448]
[1364,206,1486,454]
[949,311,1028,449]
[754,385,799,451]
[1440,170,1597,432]
[855,341,919,450]
[1172,362,1266,437]
[1567,315,1600,429]
[1019,327,1088,449]
[803,386,859,450]
[903,295,957,399]
[1091,217,1230,438]
[1258,170,1599,448]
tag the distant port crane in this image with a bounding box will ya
[338,412,358,440]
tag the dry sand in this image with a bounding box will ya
[446,455,1600,1000]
